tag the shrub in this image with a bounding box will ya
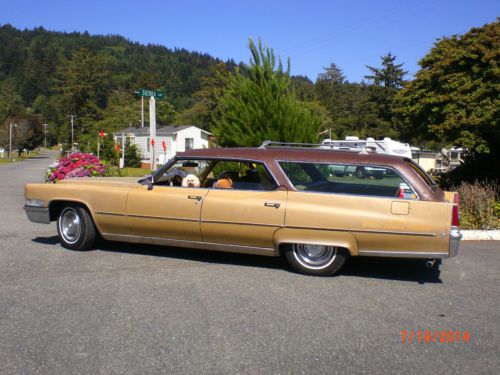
[454,181,500,230]
[46,152,107,182]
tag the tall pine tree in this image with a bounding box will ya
[213,39,324,146]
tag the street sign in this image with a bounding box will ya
[99,130,105,138]
[162,140,166,151]
[138,89,165,99]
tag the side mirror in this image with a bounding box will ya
[147,175,154,190]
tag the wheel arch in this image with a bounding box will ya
[48,200,101,234]
[273,228,359,256]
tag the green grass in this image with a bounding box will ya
[105,165,152,177]
[122,167,152,177]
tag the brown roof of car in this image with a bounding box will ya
[179,147,409,166]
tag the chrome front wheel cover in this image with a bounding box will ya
[292,244,337,270]
[58,207,82,244]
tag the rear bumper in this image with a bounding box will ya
[449,226,462,257]
[24,205,50,224]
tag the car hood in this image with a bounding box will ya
[57,177,141,188]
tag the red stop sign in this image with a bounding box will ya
[151,139,155,146]
[162,140,166,150]
[99,130,105,138]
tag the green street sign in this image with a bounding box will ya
[138,89,165,99]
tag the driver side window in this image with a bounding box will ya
[155,160,211,188]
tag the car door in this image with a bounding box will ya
[126,185,208,241]
[200,161,286,249]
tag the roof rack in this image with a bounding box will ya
[259,140,370,154]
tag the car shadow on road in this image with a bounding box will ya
[32,236,442,283]
[342,257,442,284]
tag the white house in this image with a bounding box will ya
[114,125,211,168]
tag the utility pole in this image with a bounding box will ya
[68,115,77,150]
[42,123,48,149]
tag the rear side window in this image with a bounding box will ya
[279,161,416,199]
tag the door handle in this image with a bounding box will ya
[188,195,203,201]
[264,202,280,208]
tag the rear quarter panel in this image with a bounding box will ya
[283,191,453,257]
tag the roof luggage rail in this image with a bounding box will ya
[260,140,327,149]
[259,140,370,154]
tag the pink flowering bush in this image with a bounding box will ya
[46,152,107,182]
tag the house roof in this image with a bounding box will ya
[115,125,211,136]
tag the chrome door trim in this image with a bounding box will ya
[358,250,448,258]
[126,214,199,222]
[95,211,126,217]
[101,233,277,256]
[285,225,436,237]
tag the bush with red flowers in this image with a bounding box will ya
[46,152,107,182]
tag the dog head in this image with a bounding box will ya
[182,174,200,188]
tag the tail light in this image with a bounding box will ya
[452,205,460,227]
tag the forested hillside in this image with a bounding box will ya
[0,24,235,147]
[0,20,498,184]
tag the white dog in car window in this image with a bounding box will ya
[182,174,200,188]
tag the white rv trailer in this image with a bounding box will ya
[320,136,412,158]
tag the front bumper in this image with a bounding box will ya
[449,226,462,257]
[24,205,50,224]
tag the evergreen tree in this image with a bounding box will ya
[365,53,408,89]
[124,138,141,167]
[213,39,324,146]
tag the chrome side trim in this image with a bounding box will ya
[101,233,277,257]
[24,205,51,224]
[202,219,283,228]
[126,214,199,222]
[358,250,448,259]
[95,211,126,217]
[449,226,462,257]
[285,225,436,237]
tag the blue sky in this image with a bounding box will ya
[1,0,498,82]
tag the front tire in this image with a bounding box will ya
[57,205,96,250]
[284,244,348,276]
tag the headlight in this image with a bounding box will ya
[26,199,46,207]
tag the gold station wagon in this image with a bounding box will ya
[24,142,462,276]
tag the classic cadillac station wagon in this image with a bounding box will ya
[24,142,462,276]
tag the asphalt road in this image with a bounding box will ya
[0,153,499,375]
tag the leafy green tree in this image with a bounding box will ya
[0,115,43,155]
[213,39,324,146]
[365,53,408,89]
[395,20,499,182]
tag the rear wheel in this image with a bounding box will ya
[284,244,348,276]
[57,205,96,250]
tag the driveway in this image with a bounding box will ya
[0,153,499,374]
